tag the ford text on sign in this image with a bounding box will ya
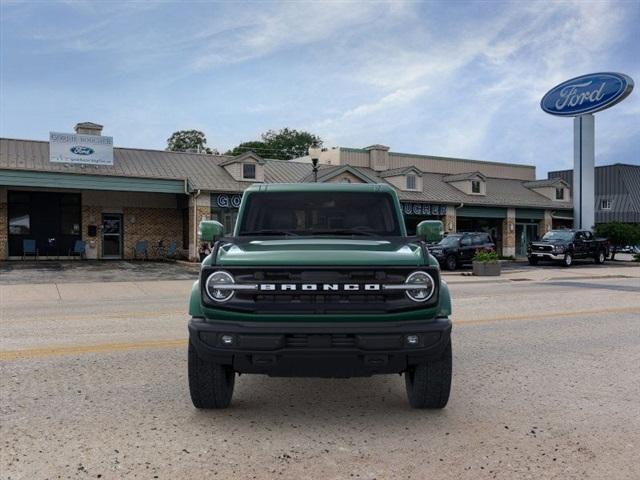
[541,72,634,116]
[49,132,114,166]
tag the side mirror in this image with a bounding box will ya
[416,220,444,243]
[199,220,224,243]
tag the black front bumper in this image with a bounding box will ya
[189,317,452,378]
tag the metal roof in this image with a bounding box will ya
[0,137,573,210]
[549,164,640,222]
[523,178,568,188]
[443,171,486,182]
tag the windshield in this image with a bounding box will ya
[237,191,402,236]
[542,231,574,241]
[438,236,461,247]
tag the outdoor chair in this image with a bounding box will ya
[22,239,38,261]
[68,240,86,260]
[165,240,178,259]
[133,240,149,260]
[152,239,166,258]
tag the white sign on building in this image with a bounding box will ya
[49,132,114,166]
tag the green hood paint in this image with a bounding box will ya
[216,238,423,266]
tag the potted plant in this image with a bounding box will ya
[472,250,501,276]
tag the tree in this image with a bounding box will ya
[225,141,268,157]
[167,130,217,154]
[594,222,640,260]
[225,128,322,160]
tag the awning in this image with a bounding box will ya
[0,169,186,194]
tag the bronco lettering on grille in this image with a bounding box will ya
[259,283,382,292]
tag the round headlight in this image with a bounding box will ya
[555,245,565,253]
[405,271,435,302]
[205,271,235,302]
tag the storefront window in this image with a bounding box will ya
[8,192,30,234]
[9,209,30,234]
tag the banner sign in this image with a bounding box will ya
[540,72,634,117]
[49,132,114,165]
[214,193,243,209]
[402,203,447,216]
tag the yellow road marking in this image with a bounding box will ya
[0,339,187,361]
[0,310,186,322]
[453,306,640,325]
[2,306,639,361]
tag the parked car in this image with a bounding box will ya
[429,232,495,271]
[618,245,640,254]
[527,230,609,267]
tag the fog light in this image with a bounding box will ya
[220,334,234,345]
[406,334,420,345]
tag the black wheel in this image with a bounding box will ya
[528,256,539,265]
[405,341,452,409]
[445,255,457,271]
[561,252,573,267]
[188,341,235,409]
[595,250,606,264]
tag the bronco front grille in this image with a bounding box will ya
[201,266,439,314]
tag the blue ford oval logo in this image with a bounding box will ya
[541,72,633,116]
[70,146,95,155]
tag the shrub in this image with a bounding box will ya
[473,250,499,262]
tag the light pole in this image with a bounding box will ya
[308,144,321,183]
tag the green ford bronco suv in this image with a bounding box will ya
[188,183,452,409]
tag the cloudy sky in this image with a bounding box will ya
[1,0,638,176]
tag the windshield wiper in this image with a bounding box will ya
[240,229,299,236]
[309,229,380,237]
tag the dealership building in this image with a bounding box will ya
[1,122,579,261]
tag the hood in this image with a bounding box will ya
[215,238,423,266]
[531,239,569,246]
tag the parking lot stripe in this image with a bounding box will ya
[2,306,639,361]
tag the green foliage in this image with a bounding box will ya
[167,130,216,154]
[225,141,269,157]
[473,250,499,262]
[225,128,322,160]
[594,222,640,259]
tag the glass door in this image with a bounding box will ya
[102,214,123,259]
[516,223,538,257]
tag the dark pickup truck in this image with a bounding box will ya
[527,230,609,267]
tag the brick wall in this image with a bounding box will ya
[444,205,457,233]
[188,205,211,261]
[539,210,553,238]
[123,206,183,260]
[81,205,103,259]
[502,208,516,257]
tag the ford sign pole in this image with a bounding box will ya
[573,114,595,230]
[541,72,634,230]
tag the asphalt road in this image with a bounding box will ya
[1,271,639,479]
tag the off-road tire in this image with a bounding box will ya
[594,250,606,264]
[445,255,457,271]
[405,341,452,409]
[188,341,235,409]
[562,253,573,267]
[528,256,539,266]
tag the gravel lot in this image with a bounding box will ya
[1,264,639,479]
